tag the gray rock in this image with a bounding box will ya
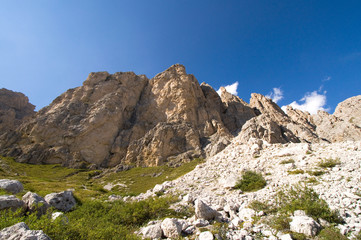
[161,218,182,238]
[194,219,209,227]
[141,223,163,239]
[199,231,214,240]
[22,191,49,215]
[0,222,51,240]
[290,215,321,237]
[51,212,69,224]
[195,199,220,220]
[45,191,76,212]
[0,179,23,194]
[0,195,25,211]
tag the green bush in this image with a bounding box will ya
[280,159,295,164]
[234,171,266,192]
[307,170,325,176]
[318,158,341,168]
[288,169,305,175]
[275,185,343,224]
[0,196,188,240]
[317,227,348,240]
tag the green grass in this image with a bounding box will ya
[318,158,341,168]
[280,159,295,164]
[0,195,190,240]
[234,171,266,192]
[97,158,203,196]
[0,156,203,200]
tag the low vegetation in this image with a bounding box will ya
[0,195,190,240]
[318,158,341,168]
[280,159,295,164]
[317,227,348,240]
[287,169,305,175]
[0,156,203,200]
[234,171,266,192]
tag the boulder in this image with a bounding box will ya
[160,218,182,239]
[199,231,214,240]
[0,179,23,194]
[51,212,69,224]
[140,223,163,239]
[290,215,321,237]
[0,195,25,211]
[195,199,220,220]
[22,191,49,215]
[44,191,76,212]
[238,208,256,221]
[0,222,50,240]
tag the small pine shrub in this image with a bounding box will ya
[287,169,305,175]
[280,159,295,164]
[234,171,266,192]
[318,158,341,168]
[307,170,325,176]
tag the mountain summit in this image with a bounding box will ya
[0,65,360,168]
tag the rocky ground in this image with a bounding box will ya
[133,138,361,239]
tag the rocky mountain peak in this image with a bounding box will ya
[0,65,360,169]
[0,88,35,132]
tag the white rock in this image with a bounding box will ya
[161,218,182,238]
[290,215,321,236]
[0,222,50,240]
[0,195,25,211]
[195,199,219,220]
[22,191,49,215]
[238,208,256,221]
[194,219,209,227]
[141,223,162,239]
[0,179,23,194]
[198,231,214,240]
[45,191,76,212]
[218,174,239,188]
[153,184,164,193]
[279,233,293,240]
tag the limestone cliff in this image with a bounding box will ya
[0,65,360,168]
[0,88,35,133]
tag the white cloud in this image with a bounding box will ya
[282,91,329,114]
[266,87,283,103]
[322,76,331,82]
[216,81,238,96]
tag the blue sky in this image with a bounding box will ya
[1,1,360,113]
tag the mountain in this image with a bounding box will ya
[0,64,360,169]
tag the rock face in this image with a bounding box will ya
[0,64,360,168]
[0,222,51,240]
[0,88,35,133]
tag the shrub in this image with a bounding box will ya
[234,171,266,192]
[318,158,341,168]
[280,159,295,164]
[287,169,304,175]
[0,196,185,240]
[275,185,343,224]
[317,227,348,240]
[307,170,325,176]
[267,213,290,231]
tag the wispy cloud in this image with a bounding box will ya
[216,81,238,96]
[266,87,283,103]
[282,90,329,114]
[322,76,331,82]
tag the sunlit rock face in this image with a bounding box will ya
[0,64,360,168]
